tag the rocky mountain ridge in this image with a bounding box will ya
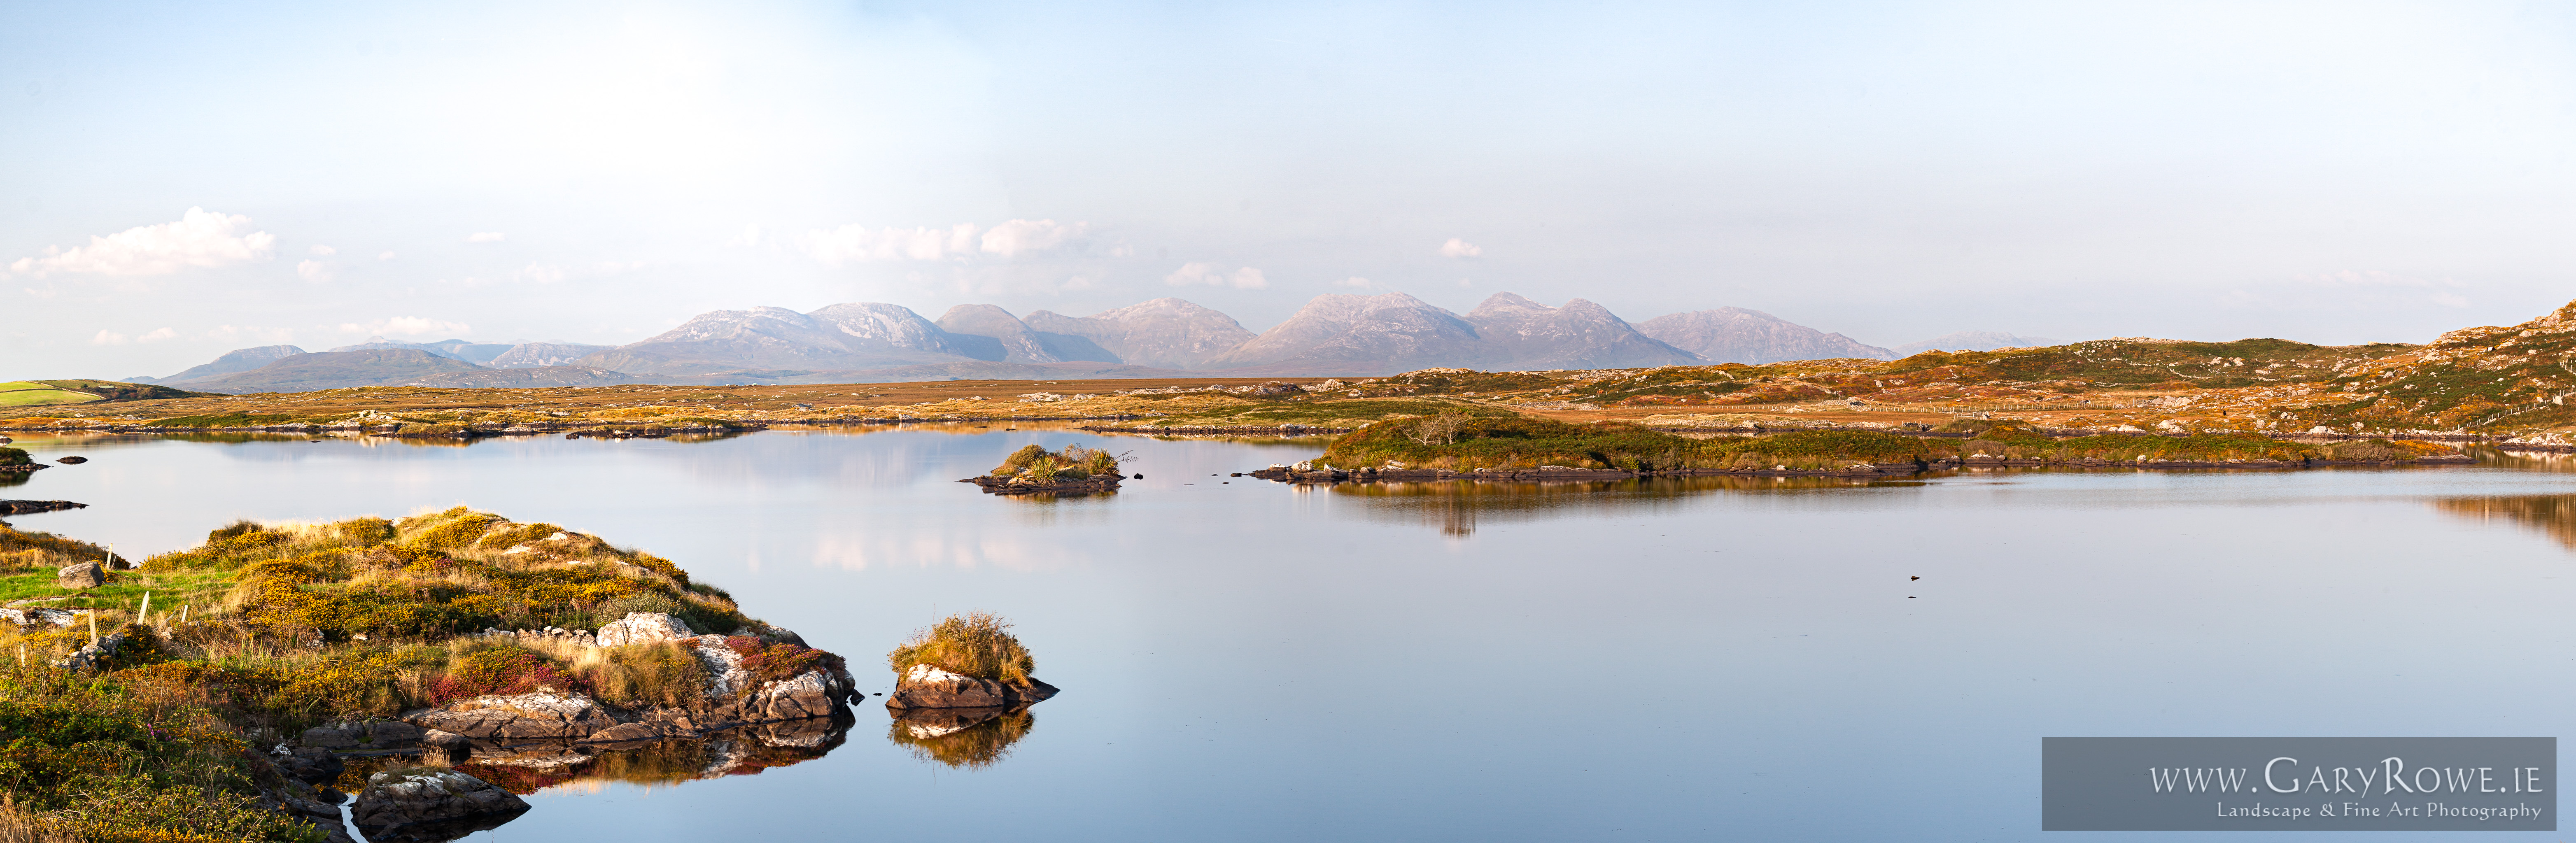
[129,293,2028,392]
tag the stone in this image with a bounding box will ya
[885,663,1059,710]
[53,456,86,465]
[403,692,622,739]
[594,611,695,647]
[55,561,103,589]
[350,768,529,841]
[0,607,84,627]
[577,722,660,743]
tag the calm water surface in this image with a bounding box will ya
[6,428,2576,841]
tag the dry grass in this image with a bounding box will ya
[888,612,1034,686]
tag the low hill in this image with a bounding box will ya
[173,349,502,394]
[0,380,205,406]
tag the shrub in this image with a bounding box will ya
[425,644,588,705]
[991,444,1123,479]
[574,641,709,709]
[888,612,1034,687]
[0,447,28,466]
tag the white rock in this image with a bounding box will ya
[594,611,696,647]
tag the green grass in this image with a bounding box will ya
[0,382,100,407]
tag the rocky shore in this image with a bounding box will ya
[1250,452,2478,483]
[960,474,1125,495]
[0,499,84,515]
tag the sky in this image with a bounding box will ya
[5,0,2575,380]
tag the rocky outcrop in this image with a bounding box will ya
[886,664,1059,710]
[0,500,84,515]
[0,606,87,627]
[394,632,857,743]
[960,474,1124,496]
[407,693,622,740]
[55,561,103,589]
[350,768,530,842]
[594,611,695,647]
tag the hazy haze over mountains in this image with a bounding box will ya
[134,292,2069,392]
[1888,331,2065,356]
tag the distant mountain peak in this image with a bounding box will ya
[1636,307,1895,364]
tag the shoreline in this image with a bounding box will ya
[1253,453,2479,483]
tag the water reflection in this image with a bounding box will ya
[2434,494,2576,550]
[1322,475,1926,536]
[886,707,1036,769]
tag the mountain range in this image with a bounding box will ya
[121,293,2054,393]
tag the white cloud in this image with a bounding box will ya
[6,207,277,277]
[516,263,567,284]
[979,219,1089,257]
[726,224,764,247]
[1438,238,1483,258]
[91,329,127,345]
[1165,262,1269,289]
[339,316,473,336]
[1063,275,1097,291]
[464,232,507,243]
[594,260,647,274]
[137,327,178,343]
[309,245,337,256]
[800,223,979,264]
[295,260,336,283]
[1333,276,1375,288]
[376,251,396,261]
[2431,292,2470,308]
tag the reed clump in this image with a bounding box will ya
[988,444,1124,481]
[887,611,1034,687]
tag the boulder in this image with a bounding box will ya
[53,456,86,465]
[55,561,103,589]
[885,663,1059,710]
[403,692,623,740]
[594,611,695,647]
[350,768,529,842]
[0,607,84,627]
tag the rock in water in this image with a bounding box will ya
[886,663,1060,710]
[56,561,103,589]
[0,500,86,515]
[594,610,695,647]
[53,456,85,465]
[350,768,529,842]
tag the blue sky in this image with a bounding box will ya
[5,1,2574,379]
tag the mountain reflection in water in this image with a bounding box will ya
[887,707,1037,768]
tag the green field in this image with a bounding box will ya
[0,380,101,406]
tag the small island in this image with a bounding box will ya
[960,443,1129,495]
[0,507,860,842]
[1253,415,2473,484]
[883,611,1057,768]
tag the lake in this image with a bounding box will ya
[5,426,2575,841]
